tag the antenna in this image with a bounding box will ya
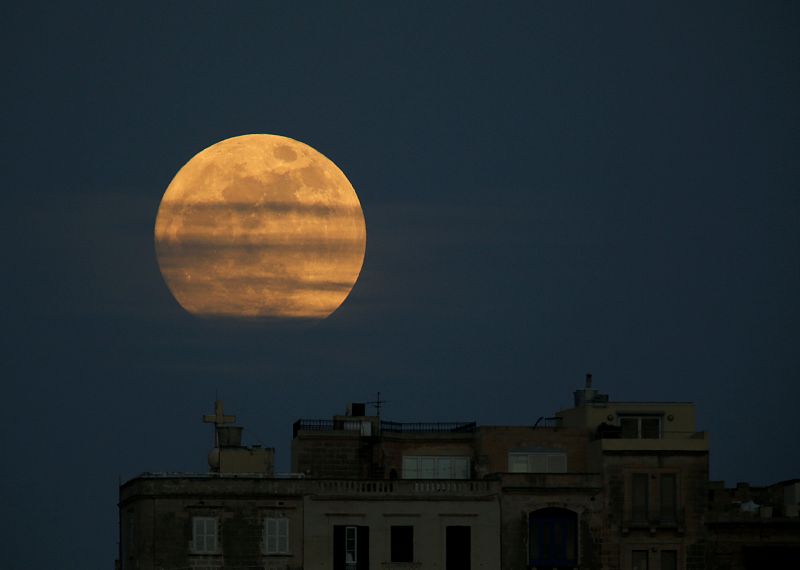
[366,391,388,417]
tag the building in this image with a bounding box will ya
[117,376,800,570]
[704,478,800,568]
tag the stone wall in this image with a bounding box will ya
[291,431,367,478]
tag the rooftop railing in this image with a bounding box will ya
[381,421,476,433]
[532,416,563,428]
[292,419,476,437]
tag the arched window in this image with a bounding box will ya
[529,508,577,569]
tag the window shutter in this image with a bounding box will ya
[420,457,435,478]
[632,550,649,570]
[632,474,649,521]
[660,550,677,570]
[547,453,567,473]
[437,457,451,479]
[660,474,677,520]
[453,458,469,479]
[278,518,289,553]
[192,518,203,552]
[266,518,277,553]
[510,454,527,473]
[530,454,547,473]
[357,526,370,570]
[402,456,470,479]
[333,526,345,570]
[402,457,417,479]
[207,518,217,552]
[192,517,217,553]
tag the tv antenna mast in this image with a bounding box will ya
[366,391,388,417]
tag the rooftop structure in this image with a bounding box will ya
[118,375,799,570]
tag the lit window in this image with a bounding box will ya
[620,416,661,439]
[402,456,470,479]
[509,450,567,473]
[264,517,289,554]
[191,516,218,553]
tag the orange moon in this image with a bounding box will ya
[154,134,366,319]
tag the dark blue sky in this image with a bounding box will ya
[4,2,799,567]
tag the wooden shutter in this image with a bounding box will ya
[357,526,369,570]
[333,526,345,570]
[278,518,289,553]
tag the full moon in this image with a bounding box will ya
[154,134,366,320]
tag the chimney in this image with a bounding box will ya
[347,403,366,416]
[573,372,599,407]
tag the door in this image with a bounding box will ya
[529,508,578,569]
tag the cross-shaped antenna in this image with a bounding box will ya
[203,399,236,447]
[366,391,388,417]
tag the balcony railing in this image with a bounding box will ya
[313,479,496,496]
[623,508,686,531]
[129,474,499,498]
[500,472,603,490]
[293,419,476,438]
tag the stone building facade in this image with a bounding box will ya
[117,376,800,569]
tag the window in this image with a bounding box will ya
[529,508,577,568]
[620,416,661,439]
[660,474,677,521]
[333,525,369,570]
[632,550,649,570]
[661,550,678,570]
[632,474,649,522]
[346,526,357,564]
[191,517,218,553]
[446,526,471,570]
[508,450,567,473]
[628,473,680,525]
[264,517,289,554]
[402,456,470,479]
[390,525,413,562]
[343,420,372,436]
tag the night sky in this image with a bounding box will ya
[5,2,799,567]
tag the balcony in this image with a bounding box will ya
[592,431,709,452]
[499,472,603,493]
[312,479,497,497]
[123,474,500,502]
[623,508,686,534]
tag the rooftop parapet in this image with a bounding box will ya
[120,473,500,503]
[293,419,476,438]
